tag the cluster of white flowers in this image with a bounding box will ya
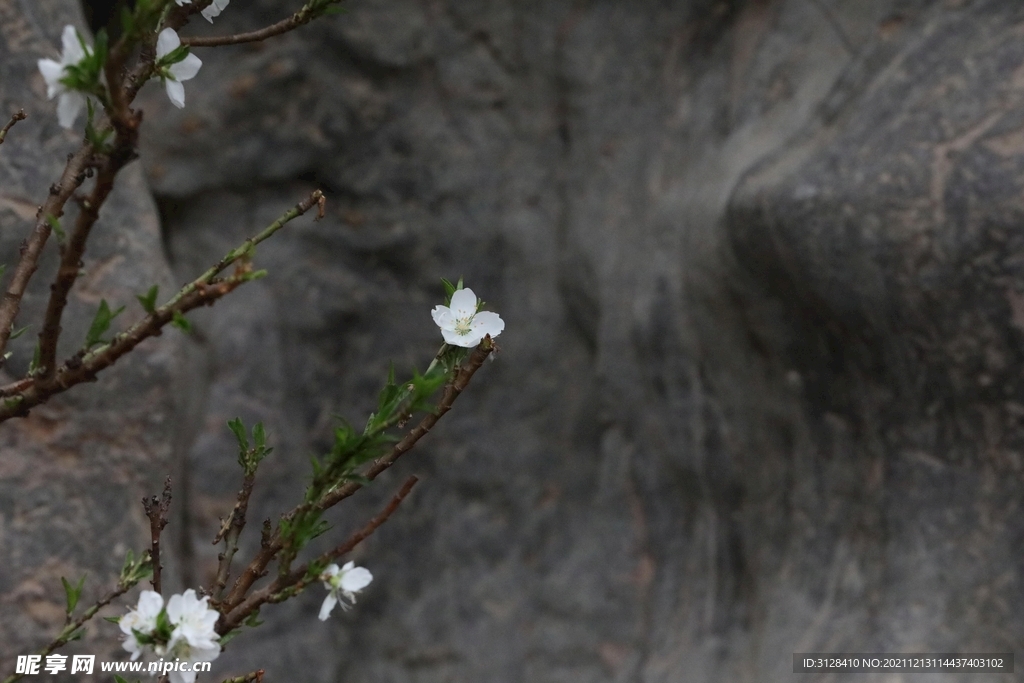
[318,561,373,620]
[119,589,220,683]
[38,0,227,127]
[432,287,505,348]
[175,0,231,23]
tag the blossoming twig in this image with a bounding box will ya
[182,0,347,48]
[0,110,25,146]
[220,339,493,611]
[143,477,173,594]
[218,476,418,634]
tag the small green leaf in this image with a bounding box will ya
[227,418,249,452]
[170,310,191,333]
[85,299,124,349]
[61,575,86,614]
[103,615,122,624]
[28,342,41,374]
[136,285,159,314]
[218,628,242,646]
[9,325,28,340]
[66,627,86,642]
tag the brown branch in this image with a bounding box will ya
[0,190,323,421]
[142,477,173,594]
[38,120,140,380]
[0,145,94,363]
[0,110,26,146]
[182,1,346,48]
[212,471,257,601]
[221,339,494,611]
[218,476,418,635]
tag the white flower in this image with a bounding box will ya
[37,25,90,129]
[431,288,504,348]
[155,28,202,109]
[166,589,219,650]
[173,0,229,22]
[117,588,220,680]
[319,561,373,620]
[119,590,163,661]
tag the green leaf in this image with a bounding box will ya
[227,418,249,452]
[85,299,125,349]
[61,575,86,614]
[136,285,159,314]
[9,325,28,340]
[114,676,131,683]
[103,615,122,624]
[28,341,41,374]
[66,627,86,642]
[218,628,242,646]
[170,310,191,333]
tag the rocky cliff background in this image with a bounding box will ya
[2,0,1024,681]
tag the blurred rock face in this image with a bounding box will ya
[4,0,1024,681]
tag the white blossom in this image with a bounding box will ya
[37,25,90,129]
[119,590,164,661]
[431,287,504,348]
[155,28,202,109]
[174,0,230,22]
[319,561,373,620]
[117,589,220,682]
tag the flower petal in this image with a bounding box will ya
[470,311,504,339]
[319,592,338,621]
[169,53,202,82]
[138,590,165,618]
[449,288,478,319]
[37,59,64,97]
[340,566,373,592]
[431,305,456,330]
[202,0,229,22]
[164,79,186,108]
[60,25,86,66]
[56,92,85,129]
[156,28,181,60]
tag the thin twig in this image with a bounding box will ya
[218,476,418,634]
[142,477,173,594]
[0,145,94,364]
[38,123,140,380]
[0,110,26,146]
[221,339,493,611]
[182,1,347,48]
[0,190,323,421]
[1,580,137,683]
[212,471,258,601]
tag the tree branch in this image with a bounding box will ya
[0,146,94,364]
[0,110,26,146]
[221,339,494,611]
[218,476,418,634]
[182,1,347,48]
[142,477,173,594]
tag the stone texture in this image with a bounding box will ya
[5,0,1024,682]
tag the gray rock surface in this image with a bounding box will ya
[4,0,1024,681]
